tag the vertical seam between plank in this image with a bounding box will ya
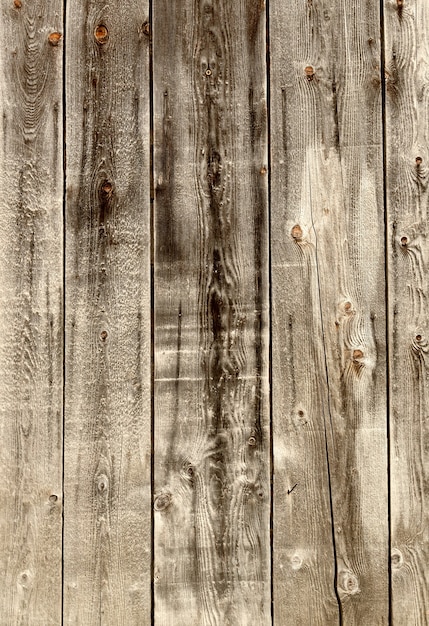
[308,182,343,626]
[61,0,67,622]
[149,0,155,623]
[265,0,274,623]
[380,0,392,623]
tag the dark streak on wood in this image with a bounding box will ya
[153,0,270,623]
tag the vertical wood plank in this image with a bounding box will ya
[271,0,389,623]
[0,1,63,623]
[152,1,270,624]
[385,1,429,622]
[64,2,151,624]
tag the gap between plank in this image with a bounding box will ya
[379,0,392,623]
[149,0,155,623]
[61,0,67,623]
[265,0,274,623]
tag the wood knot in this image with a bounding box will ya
[94,24,109,44]
[260,166,267,175]
[49,494,58,502]
[142,21,150,36]
[182,462,195,479]
[205,68,212,76]
[248,436,256,446]
[291,555,302,570]
[14,0,22,8]
[100,330,108,341]
[291,224,303,240]
[400,236,408,246]
[416,156,422,165]
[352,349,364,361]
[391,548,403,568]
[96,475,108,493]
[48,32,62,46]
[416,334,422,342]
[338,570,360,595]
[101,181,113,194]
[154,492,172,511]
[305,66,314,80]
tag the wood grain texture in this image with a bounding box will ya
[270,0,389,623]
[64,2,151,623]
[153,1,270,624]
[0,0,63,623]
[385,1,429,622]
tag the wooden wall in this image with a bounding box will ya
[0,0,427,624]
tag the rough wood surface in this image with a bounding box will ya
[385,1,429,623]
[270,0,389,623]
[152,1,270,624]
[64,2,151,623]
[0,1,63,623]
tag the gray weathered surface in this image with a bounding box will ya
[0,1,63,623]
[2,2,429,623]
[152,1,270,624]
[270,0,389,623]
[64,2,151,623]
[385,1,429,622]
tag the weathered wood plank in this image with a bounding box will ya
[385,1,429,622]
[0,1,63,623]
[270,0,389,623]
[153,1,270,624]
[64,2,151,623]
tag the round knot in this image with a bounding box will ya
[291,224,303,240]
[339,570,360,595]
[154,492,172,511]
[305,66,315,80]
[48,32,62,46]
[94,25,109,44]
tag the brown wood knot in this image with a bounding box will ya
[338,570,360,595]
[94,24,109,44]
[49,494,58,502]
[400,236,408,246]
[205,68,212,76]
[101,181,113,195]
[154,492,172,512]
[291,224,303,241]
[260,166,267,175]
[391,548,403,569]
[100,330,108,341]
[48,32,62,46]
[142,21,150,36]
[14,0,22,8]
[416,334,422,342]
[352,349,364,362]
[248,436,256,446]
[416,156,422,165]
[305,66,315,80]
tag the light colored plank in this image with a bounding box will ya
[271,0,389,623]
[385,1,429,622]
[153,1,270,624]
[0,0,63,623]
[64,3,151,624]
